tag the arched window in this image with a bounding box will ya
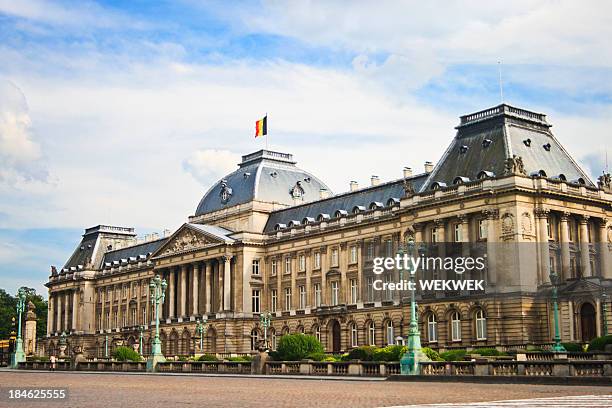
[475,309,487,340]
[427,314,438,342]
[450,311,461,342]
[282,326,290,336]
[297,325,305,334]
[368,322,376,346]
[250,329,259,350]
[350,323,358,348]
[386,321,394,345]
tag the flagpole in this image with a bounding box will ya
[266,112,268,151]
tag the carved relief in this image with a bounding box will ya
[598,172,611,192]
[521,212,533,235]
[504,155,527,176]
[501,213,514,236]
[219,180,233,203]
[161,229,218,256]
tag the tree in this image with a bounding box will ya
[0,287,47,340]
[20,287,48,338]
[0,289,17,339]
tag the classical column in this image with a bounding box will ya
[192,263,200,318]
[204,262,211,314]
[320,246,327,305]
[222,256,232,311]
[47,293,54,336]
[145,278,150,325]
[168,267,176,319]
[596,299,602,337]
[64,291,70,332]
[290,253,297,309]
[72,289,78,332]
[276,258,282,313]
[579,216,592,277]
[483,209,499,285]
[599,218,611,279]
[434,219,447,280]
[559,212,572,280]
[180,264,188,318]
[568,300,575,341]
[535,208,551,285]
[55,292,62,333]
[459,214,470,259]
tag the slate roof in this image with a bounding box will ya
[63,225,136,270]
[263,174,428,234]
[195,150,332,216]
[420,104,594,191]
[186,223,235,243]
[102,238,169,265]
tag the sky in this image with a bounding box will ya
[0,0,611,297]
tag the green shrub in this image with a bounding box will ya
[561,342,583,352]
[197,354,219,362]
[440,349,467,361]
[372,347,394,362]
[588,335,612,351]
[227,355,253,362]
[275,334,324,361]
[471,348,505,357]
[113,346,141,362]
[421,347,443,361]
[305,352,326,361]
[526,345,544,352]
[347,346,377,361]
[339,353,351,361]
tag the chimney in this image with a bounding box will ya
[403,167,413,178]
[424,161,434,173]
[319,188,330,199]
[350,181,359,191]
[371,175,380,186]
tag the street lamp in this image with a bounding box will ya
[195,318,207,353]
[138,325,145,356]
[10,288,27,368]
[259,312,271,350]
[400,238,429,375]
[549,269,566,352]
[104,335,109,359]
[147,274,167,372]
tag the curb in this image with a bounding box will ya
[386,374,612,386]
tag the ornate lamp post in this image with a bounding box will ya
[138,325,145,356]
[10,288,27,368]
[259,312,271,350]
[146,274,167,372]
[104,335,109,358]
[195,318,207,353]
[400,238,429,375]
[602,292,608,336]
[549,269,566,352]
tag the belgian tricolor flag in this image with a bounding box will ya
[255,115,267,137]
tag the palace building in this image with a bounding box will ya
[43,104,612,358]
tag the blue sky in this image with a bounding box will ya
[1,0,611,297]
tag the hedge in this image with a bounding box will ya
[588,335,612,351]
[274,334,324,361]
[113,346,141,362]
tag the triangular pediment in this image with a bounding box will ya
[560,279,602,295]
[152,223,233,258]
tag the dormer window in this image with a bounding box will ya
[290,181,305,199]
[317,213,330,222]
[270,171,278,178]
[482,139,492,148]
[453,176,470,185]
[369,202,384,210]
[543,143,551,151]
[523,138,532,147]
[529,169,547,178]
[334,209,348,218]
[243,172,251,179]
[459,145,469,154]
[219,180,233,203]
[352,205,366,214]
[431,181,447,190]
[477,170,495,180]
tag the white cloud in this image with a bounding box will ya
[183,149,240,185]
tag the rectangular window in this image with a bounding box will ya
[454,224,462,242]
[331,248,339,267]
[314,252,321,269]
[568,223,573,241]
[546,219,552,240]
[142,307,147,325]
[271,289,277,313]
[331,281,339,306]
[314,283,321,307]
[299,285,306,309]
[478,219,487,240]
[252,289,260,313]
[285,257,291,274]
[385,239,393,257]
[271,259,277,276]
[350,278,357,304]
[252,259,260,275]
[284,288,292,310]
[367,242,374,259]
[131,283,137,298]
[299,254,306,272]
[350,246,358,264]
[384,275,392,300]
[431,227,438,243]
[451,315,461,341]
[366,277,374,301]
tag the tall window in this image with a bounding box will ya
[568,222,573,241]
[450,311,461,341]
[271,259,277,276]
[454,224,462,242]
[350,323,358,347]
[546,218,553,239]
[270,289,277,313]
[314,252,321,269]
[331,281,339,306]
[250,329,259,350]
[299,285,306,309]
[252,289,260,313]
[270,329,277,351]
[350,246,358,263]
[284,288,292,310]
[386,320,394,345]
[131,308,136,326]
[385,239,393,257]
[367,242,374,259]
[252,259,260,275]
[331,248,339,267]
[427,314,438,342]
[431,227,438,244]
[314,283,321,307]
[285,257,291,274]
[366,277,374,301]
[298,254,306,272]
[478,219,487,240]
[475,310,487,340]
[142,307,147,325]
[314,325,321,342]
[350,278,357,304]
[368,322,376,345]
[132,283,137,298]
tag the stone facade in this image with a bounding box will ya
[43,104,612,358]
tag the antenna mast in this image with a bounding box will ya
[498,60,504,104]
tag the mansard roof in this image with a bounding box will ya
[263,174,428,234]
[194,150,332,216]
[102,237,168,265]
[420,104,594,191]
[63,225,136,270]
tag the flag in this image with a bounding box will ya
[255,115,267,137]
